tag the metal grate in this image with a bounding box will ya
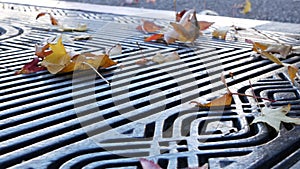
[0,2,300,169]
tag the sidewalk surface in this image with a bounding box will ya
[64,0,300,24]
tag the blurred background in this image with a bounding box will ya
[64,0,300,24]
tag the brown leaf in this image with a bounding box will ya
[191,93,233,108]
[287,65,299,84]
[60,53,117,73]
[136,19,163,34]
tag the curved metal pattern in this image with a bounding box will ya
[0,2,299,169]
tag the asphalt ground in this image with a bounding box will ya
[64,0,300,24]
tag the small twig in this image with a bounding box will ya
[231,92,276,102]
[250,28,284,45]
[136,42,145,58]
[82,62,110,85]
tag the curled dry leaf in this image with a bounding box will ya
[15,58,46,75]
[287,65,299,84]
[165,9,200,43]
[198,21,214,31]
[60,53,117,73]
[190,93,233,108]
[59,23,88,32]
[106,44,122,56]
[136,19,163,34]
[212,27,229,40]
[36,12,87,32]
[136,58,150,65]
[140,158,162,169]
[17,35,117,75]
[36,12,59,25]
[152,52,180,64]
[252,104,300,132]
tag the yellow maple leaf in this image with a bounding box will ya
[41,37,71,74]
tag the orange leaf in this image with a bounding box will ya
[191,93,233,108]
[60,53,117,73]
[36,12,47,19]
[144,33,164,42]
[36,12,59,25]
[287,65,299,84]
[35,43,52,58]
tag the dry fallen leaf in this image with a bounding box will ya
[60,53,117,73]
[191,93,233,108]
[140,158,162,169]
[136,58,150,65]
[152,52,180,64]
[59,24,88,32]
[136,19,163,34]
[36,12,59,25]
[212,27,229,40]
[41,36,70,74]
[252,104,300,132]
[36,12,87,32]
[105,44,122,56]
[15,58,46,75]
[166,10,200,43]
[242,0,252,14]
[287,65,299,84]
[144,33,165,42]
[198,21,214,31]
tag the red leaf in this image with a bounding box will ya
[176,9,187,22]
[15,58,46,75]
[139,158,162,169]
[144,33,164,42]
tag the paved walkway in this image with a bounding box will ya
[64,0,300,24]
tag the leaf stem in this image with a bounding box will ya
[231,92,276,102]
[82,62,110,85]
[250,28,284,45]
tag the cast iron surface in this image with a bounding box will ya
[0,2,300,169]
